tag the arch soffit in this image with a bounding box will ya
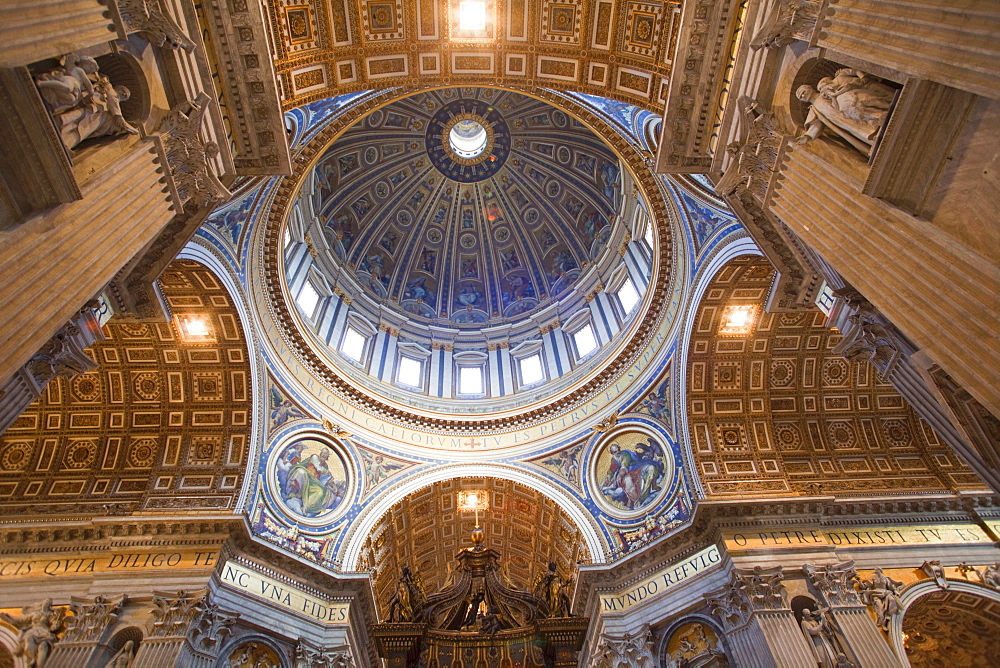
[249,84,685,438]
[178,242,268,514]
[339,463,610,570]
[889,579,1000,667]
[674,236,762,499]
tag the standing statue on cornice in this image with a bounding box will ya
[532,562,573,618]
[983,562,1000,590]
[387,566,426,622]
[0,599,67,668]
[795,69,895,157]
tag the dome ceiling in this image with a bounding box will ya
[310,87,622,327]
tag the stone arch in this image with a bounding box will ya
[0,625,21,668]
[177,243,267,514]
[348,470,600,622]
[219,636,289,668]
[657,614,731,667]
[340,463,609,574]
[891,580,1000,666]
[675,235,762,499]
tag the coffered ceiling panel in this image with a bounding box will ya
[687,256,985,498]
[0,260,254,515]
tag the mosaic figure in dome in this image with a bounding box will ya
[456,283,485,309]
[379,229,398,253]
[274,439,347,518]
[540,444,583,482]
[315,161,336,203]
[597,434,666,511]
[599,162,619,200]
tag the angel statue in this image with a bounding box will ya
[0,599,67,668]
[532,562,573,618]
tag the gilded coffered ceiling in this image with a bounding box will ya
[902,589,1000,667]
[687,256,986,498]
[0,260,253,515]
[265,0,683,111]
[357,477,590,619]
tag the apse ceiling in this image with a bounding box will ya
[309,87,622,327]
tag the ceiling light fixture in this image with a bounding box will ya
[719,304,756,336]
[458,1,487,30]
[176,314,215,342]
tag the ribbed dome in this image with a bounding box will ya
[309,88,621,327]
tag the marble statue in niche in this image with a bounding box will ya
[105,640,135,668]
[795,68,895,157]
[273,438,347,519]
[800,607,854,668]
[34,54,138,150]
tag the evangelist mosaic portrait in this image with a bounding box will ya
[593,431,669,514]
[271,438,348,520]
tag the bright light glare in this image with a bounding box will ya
[397,356,423,386]
[726,309,749,328]
[458,490,489,510]
[459,1,486,30]
[296,281,320,319]
[573,324,597,357]
[459,366,484,394]
[449,120,488,158]
[340,326,366,361]
[617,278,640,314]
[184,317,210,337]
[519,354,544,385]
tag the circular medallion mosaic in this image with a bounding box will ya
[425,99,510,183]
[269,437,349,522]
[591,430,671,516]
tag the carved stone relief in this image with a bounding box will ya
[803,561,859,607]
[589,628,656,668]
[62,595,126,643]
[707,566,787,631]
[749,0,820,50]
[149,591,207,638]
